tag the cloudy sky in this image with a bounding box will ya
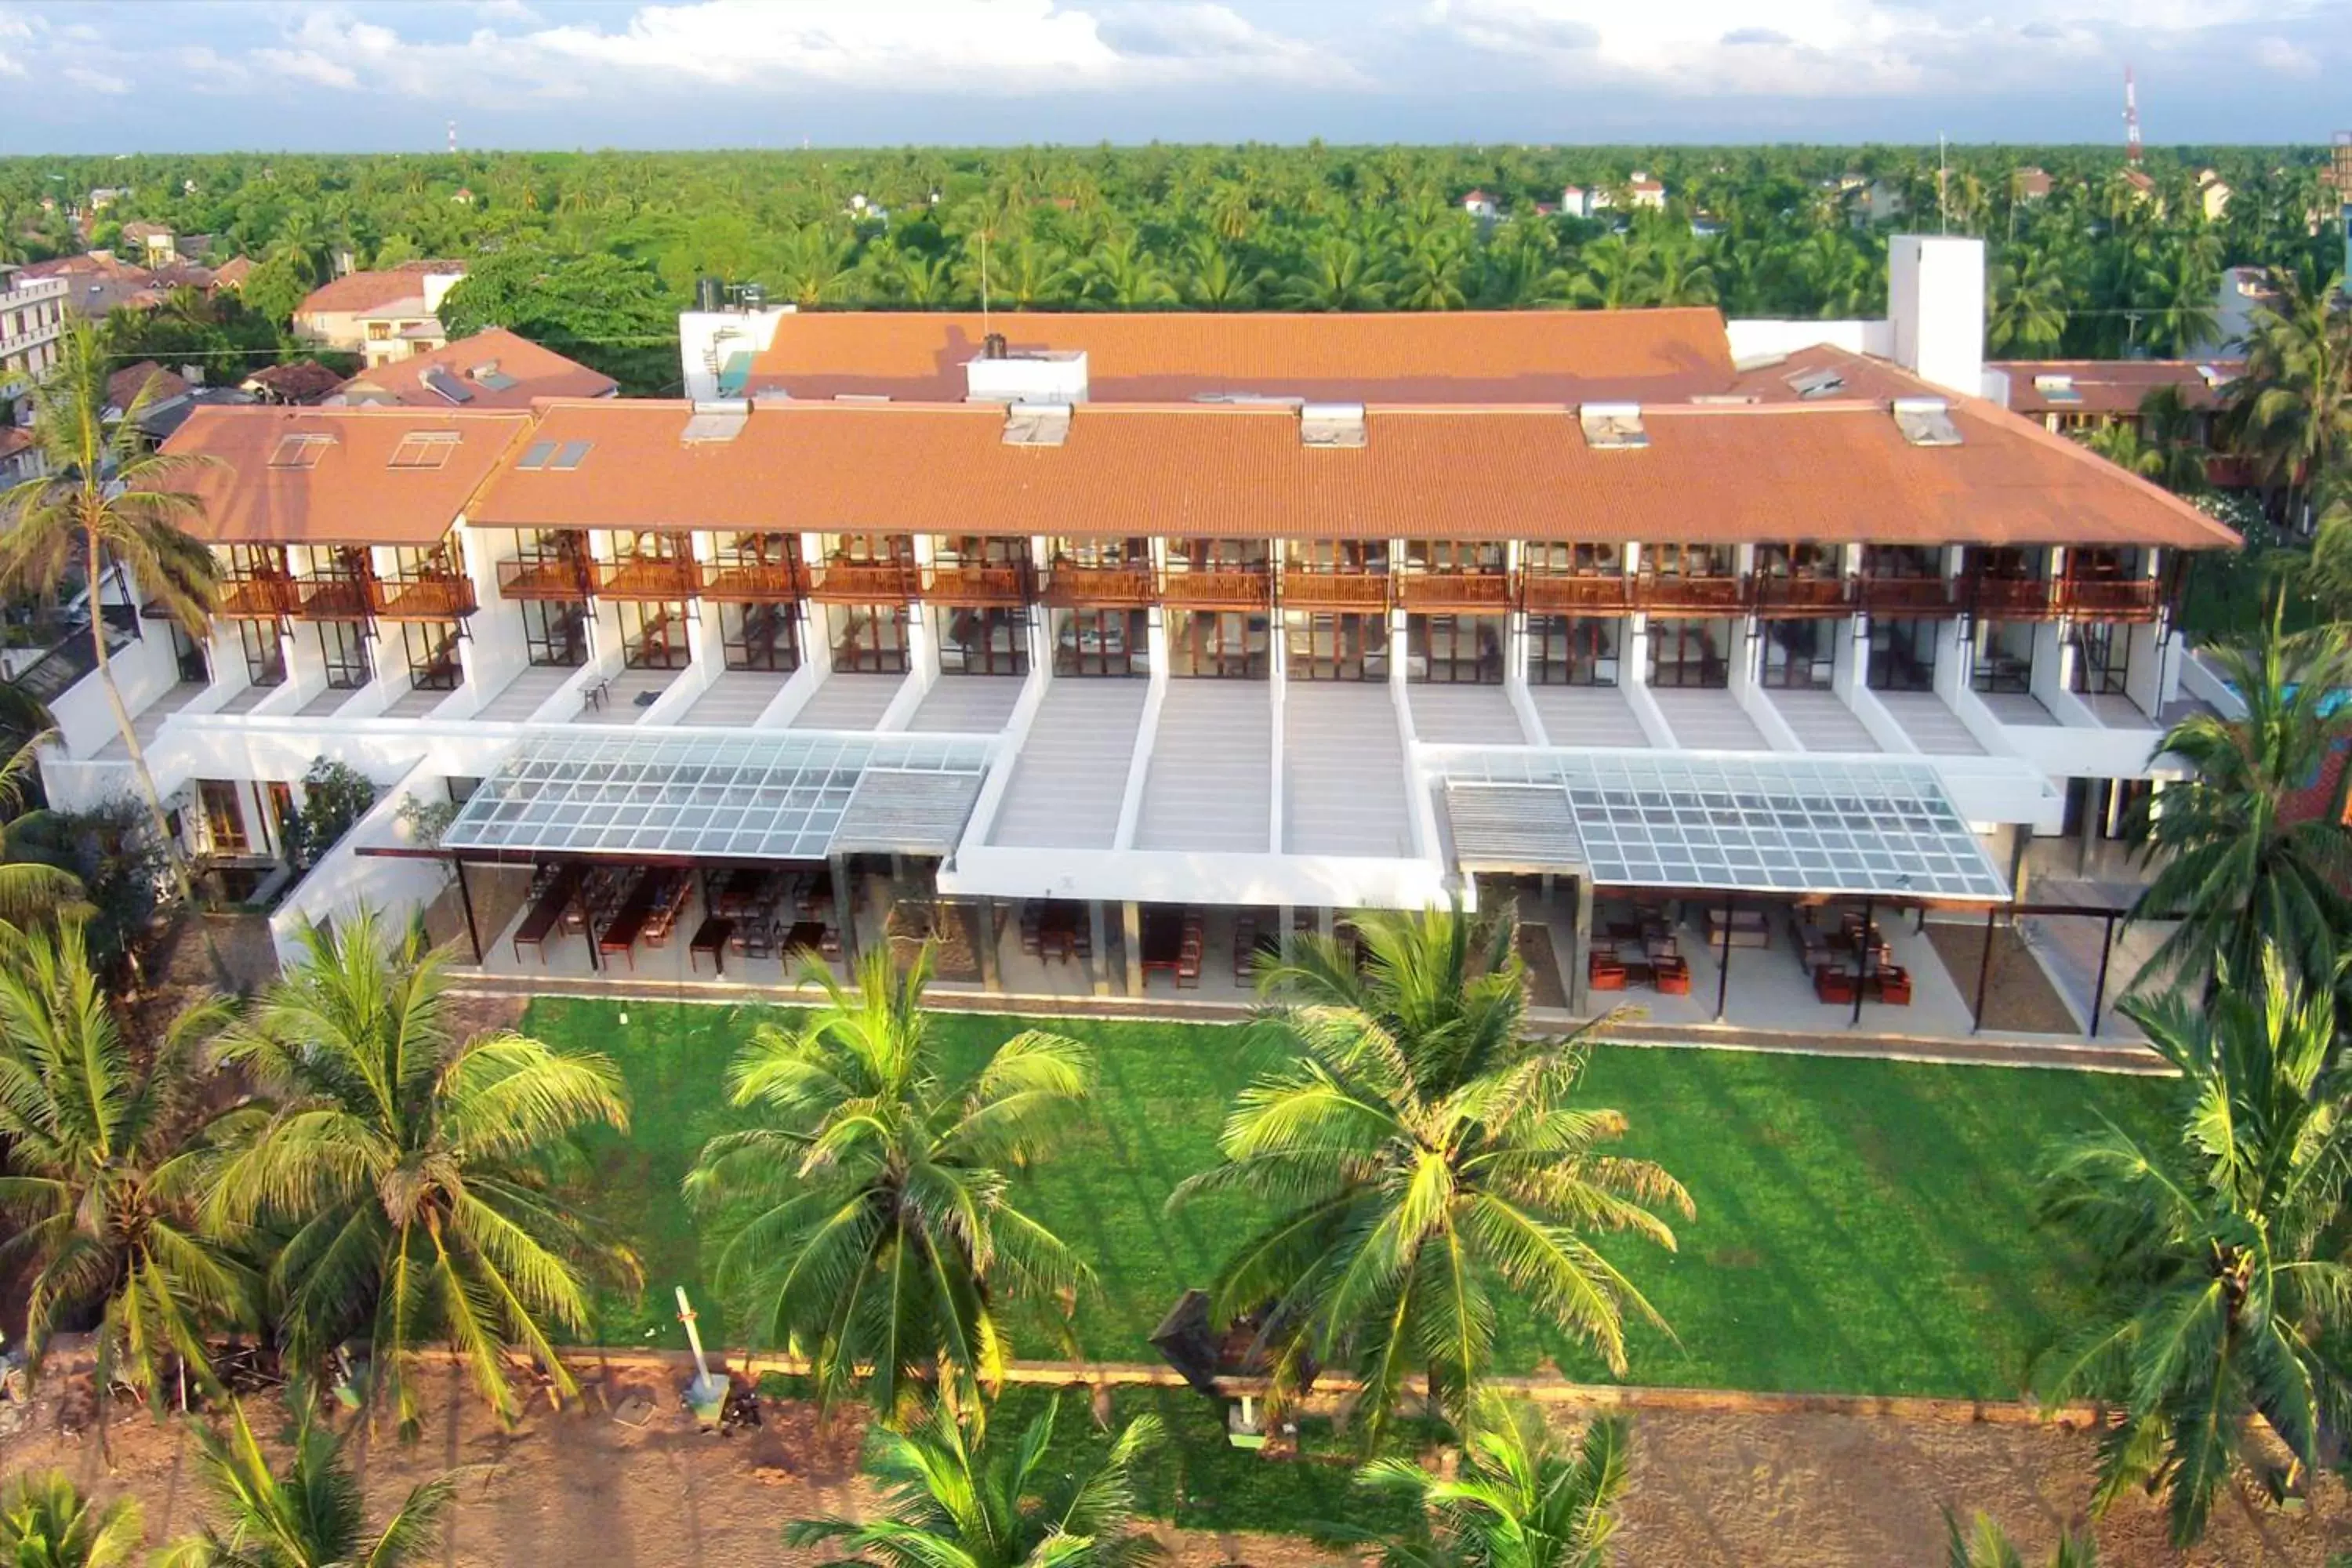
[1,0,2343,153]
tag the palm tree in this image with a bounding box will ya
[2037,953,2352,1545]
[1392,230,1468,311]
[0,1472,143,1568]
[1360,1401,1631,1568]
[2123,625,2352,998]
[1180,234,1265,310]
[1942,1510,2096,1568]
[1645,238,1718,307]
[2078,390,2207,497]
[1083,231,1176,310]
[1986,249,2069,355]
[687,945,1093,1425]
[2228,270,2352,526]
[778,223,853,309]
[205,908,638,1438]
[0,726,87,926]
[0,922,248,1406]
[156,1397,456,1568]
[1171,906,1690,1445]
[786,1396,1164,1568]
[1284,237,1388,311]
[1570,234,1649,309]
[0,321,220,905]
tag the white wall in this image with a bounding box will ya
[1723,318,1891,364]
[679,307,793,401]
[1886,235,1986,399]
[48,628,180,760]
[267,757,452,968]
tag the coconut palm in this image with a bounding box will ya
[0,726,86,927]
[1284,237,1388,311]
[205,908,638,1438]
[156,1397,457,1568]
[0,922,247,1406]
[1171,906,1690,1446]
[0,321,220,904]
[786,1396,1164,1568]
[2123,624,2352,999]
[1987,249,2070,355]
[2227,269,2352,525]
[0,1472,143,1568]
[687,944,1093,1426]
[2078,388,2207,498]
[1180,233,1265,310]
[1360,1401,1631,1568]
[2037,953,2352,1546]
[1942,1510,2097,1568]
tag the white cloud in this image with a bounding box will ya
[61,62,129,93]
[2252,34,2320,78]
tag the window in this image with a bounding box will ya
[1283,610,1388,681]
[549,440,592,471]
[198,780,248,855]
[1971,620,2036,694]
[401,621,462,691]
[720,602,800,673]
[238,620,285,687]
[1754,542,1838,579]
[1054,535,1145,568]
[1165,537,1268,572]
[830,604,913,673]
[365,321,392,342]
[317,619,370,689]
[1165,609,1265,678]
[520,599,588,667]
[515,439,558,470]
[1863,544,1940,580]
[936,606,1029,677]
[1528,615,1619,686]
[1867,619,1937,691]
[1409,613,1504,684]
[1524,541,1624,576]
[617,601,691,670]
[268,434,332,469]
[2070,620,2132,699]
[388,430,460,470]
[1757,619,1835,690]
[1405,540,1506,574]
[1288,539,1388,573]
[1054,608,1145,677]
[1647,618,1734,688]
[1644,543,1734,579]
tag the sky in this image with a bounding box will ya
[1,0,2346,154]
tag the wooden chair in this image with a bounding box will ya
[1588,951,1628,991]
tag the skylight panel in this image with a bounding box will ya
[515,439,558,470]
[550,439,593,471]
[269,433,333,469]
[388,430,461,470]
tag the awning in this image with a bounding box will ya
[1440,750,2009,902]
[441,729,993,863]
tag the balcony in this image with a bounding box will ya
[1858,575,1958,617]
[592,555,699,601]
[1397,571,1515,613]
[1751,573,1857,618]
[293,572,372,621]
[1520,574,1632,615]
[219,572,298,619]
[1159,566,1272,611]
[1040,562,1156,608]
[497,554,591,601]
[1280,568,1392,612]
[1972,578,2062,619]
[924,562,1033,606]
[368,572,477,620]
[1629,574,1748,615]
[804,559,920,603]
[699,558,804,602]
[2060,577,2161,622]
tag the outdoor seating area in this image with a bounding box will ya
[1019,899,1096,965]
[1794,903,1913,1007]
[1140,906,1206,988]
[1585,899,1693,996]
[500,860,841,975]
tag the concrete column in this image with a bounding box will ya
[1090,899,1112,996]
[1316,906,1334,939]
[977,897,1000,992]
[1569,874,1595,1014]
[829,852,858,971]
[1122,900,1143,998]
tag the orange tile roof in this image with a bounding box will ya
[742,308,1737,404]
[1990,358,2241,417]
[161,406,528,546]
[463,395,2237,552]
[296,261,463,316]
[333,328,616,409]
[107,361,190,412]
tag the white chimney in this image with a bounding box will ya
[964,347,1089,405]
[1886,236,1985,401]
[421,270,466,314]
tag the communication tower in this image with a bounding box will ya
[447,119,458,155]
[2124,67,2142,166]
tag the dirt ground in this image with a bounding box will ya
[3,1368,2344,1568]
[1924,919,2081,1035]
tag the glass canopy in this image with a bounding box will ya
[1441,750,2010,902]
[441,730,994,862]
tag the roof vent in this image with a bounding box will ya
[1299,402,1367,448]
[1579,402,1647,450]
[982,332,1008,360]
[681,406,749,444]
[1002,403,1073,447]
[1787,368,1846,400]
[1893,397,1962,446]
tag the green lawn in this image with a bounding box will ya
[535,997,2173,1400]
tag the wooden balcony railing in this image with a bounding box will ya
[1280,568,1392,612]
[1628,575,1748,615]
[804,559,920,603]
[699,559,805,602]
[497,554,591,601]
[2059,577,2161,622]
[219,573,298,619]
[1972,577,2062,619]
[1040,563,1156,608]
[1396,571,1515,612]
[1751,573,1857,617]
[368,572,477,621]
[924,563,1033,606]
[1159,566,1272,610]
[591,555,700,601]
[292,573,371,622]
[1857,575,1958,617]
[1520,574,1632,615]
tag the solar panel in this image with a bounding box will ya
[419,365,474,405]
[515,439,557,470]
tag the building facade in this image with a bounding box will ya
[0,264,69,404]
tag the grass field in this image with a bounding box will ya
[535,996,2173,1400]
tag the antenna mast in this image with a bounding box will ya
[2123,67,2142,166]
[979,225,992,339]
[447,119,458,155]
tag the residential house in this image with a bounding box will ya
[1461,189,1500,220]
[121,221,177,264]
[291,262,468,368]
[241,361,349,406]
[0,263,69,402]
[329,328,617,408]
[2197,169,2232,221]
[2012,166,2053,201]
